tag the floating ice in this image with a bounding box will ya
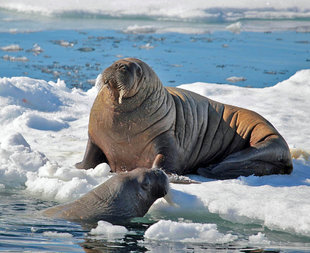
[226,22,242,34]
[248,232,271,245]
[43,231,73,238]
[90,220,128,239]
[2,55,28,62]
[124,25,157,34]
[139,43,154,50]
[144,220,237,243]
[0,44,23,51]
[226,76,247,83]
[26,43,43,55]
[51,40,74,47]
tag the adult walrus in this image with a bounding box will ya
[43,168,169,223]
[76,58,293,179]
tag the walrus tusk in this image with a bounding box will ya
[118,89,125,104]
[163,190,179,207]
[95,74,103,91]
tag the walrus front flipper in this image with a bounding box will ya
[75,138,108,170]
[198,135,293,180]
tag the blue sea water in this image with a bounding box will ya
[1,5,310,253]
[1,29,310,90]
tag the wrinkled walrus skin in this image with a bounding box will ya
[76,58,293,179]
[43,168,169,223]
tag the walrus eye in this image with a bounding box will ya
[136,66,142,77]
[140,177,150,191]
[119,64,128,71]
[115,63,128,71]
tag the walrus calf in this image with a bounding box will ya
[43,168,169,223]
[76,58,293,179]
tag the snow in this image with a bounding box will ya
[0,69,310,239]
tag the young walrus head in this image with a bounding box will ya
[42,168,170,224]
[99,58,144,104]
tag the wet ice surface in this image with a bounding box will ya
[1,26,310,253]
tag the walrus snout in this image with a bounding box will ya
[101,59,144,104]
[132,168,169,199]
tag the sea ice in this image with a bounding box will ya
[144,220,237,243]
[124,25,157,34]
[43,231,73,238]
[2,55,28,62]
[226,76,247,83]
[90,220,128,239]
[0,44,23,51]
[248,232,271,245]
[226,22,242,34]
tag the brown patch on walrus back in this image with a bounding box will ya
[166,87,186,101]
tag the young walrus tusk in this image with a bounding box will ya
[163,190,179,208]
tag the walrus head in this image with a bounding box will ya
[100,58,143,104]
[42,168,170,223]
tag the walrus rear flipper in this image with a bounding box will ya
[197,135,293,180]
[75,138,108,170]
